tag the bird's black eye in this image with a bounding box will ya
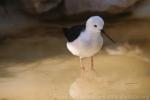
[94,25,97,28]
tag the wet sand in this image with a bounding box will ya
[0,19,150,100]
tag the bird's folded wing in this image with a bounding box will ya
[63,25,85,42]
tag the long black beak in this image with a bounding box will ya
[101,29,116,43]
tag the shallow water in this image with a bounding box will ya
[0,19,150,100]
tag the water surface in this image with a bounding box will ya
[0,19,150,100]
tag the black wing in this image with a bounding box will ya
[63,25,85,42]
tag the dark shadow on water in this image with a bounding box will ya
[0,25,69,63]
[0,26,70,78]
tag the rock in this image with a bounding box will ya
[133,0,150,18]
[20,0,62,14]
[20,0,139,15]
[19,0,144,19]
[64,0,139,15]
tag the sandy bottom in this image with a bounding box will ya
[0,19,150,100]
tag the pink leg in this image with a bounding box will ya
[91,56,95,71]
[80,57,85,71]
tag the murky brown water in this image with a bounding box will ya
[0,19,150,100]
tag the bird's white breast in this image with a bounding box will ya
[67,31,103,58]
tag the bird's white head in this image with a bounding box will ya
[86,16,104,33]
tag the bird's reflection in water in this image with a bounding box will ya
[70,70,107,100]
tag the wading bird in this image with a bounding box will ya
[64,16,115,72]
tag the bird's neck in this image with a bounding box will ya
[84,29,102,37]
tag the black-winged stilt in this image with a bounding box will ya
[64,16,115,71]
